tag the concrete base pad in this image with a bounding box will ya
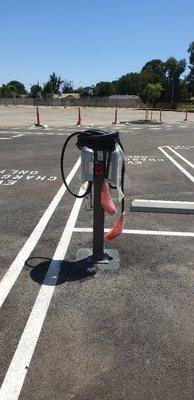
[76,248,120,272]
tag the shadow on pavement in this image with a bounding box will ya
[25,256,95,285]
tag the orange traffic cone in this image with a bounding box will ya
[77,107,81,125]
[35,105,41,126]
[101,180,117,215]
[112,108,118,124]
[183,111,188,121]
[104,212,125,241]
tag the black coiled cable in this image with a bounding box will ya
[60,131,92,198]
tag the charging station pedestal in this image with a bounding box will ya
[61,129,124,274]
[76,149,120,273]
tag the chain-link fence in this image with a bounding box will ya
[0,96,142,108]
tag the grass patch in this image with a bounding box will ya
[176,103,194,112]
[120,119,162,125]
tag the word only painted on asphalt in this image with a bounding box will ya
[125,155,164,165]
[0,169,58,186]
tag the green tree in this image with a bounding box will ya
[187,41,194,96]
[139,59,167,100]
[94,81,114,96]
[42,82,54,98]
[165,57,186,105]
[141,83,163,108]
[48,72,63,94]
[178,80,189,102]
[141,59,166,78]
[77,86,94,97]
[62,80,74,93]
[77,86,87,97]
[116,73,140,95]
[29,84,42,99]
[110,80,118,94]
[0,81,26,97]
[8,80,26,95]
[0,83,17,98]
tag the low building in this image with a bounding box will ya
[109,95,141,108]
[59,93,80,106]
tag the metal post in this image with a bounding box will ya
[92,150,105,261]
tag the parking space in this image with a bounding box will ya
[0,123,193,400]
[0,134,79,276]
[170,144,194,167]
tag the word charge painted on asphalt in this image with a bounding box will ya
[0,169,57,187]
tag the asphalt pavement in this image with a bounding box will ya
[0,122,193,400]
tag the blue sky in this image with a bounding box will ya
[0,0,193,90]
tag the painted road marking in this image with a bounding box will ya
[0,168,58,187]
[172,145,194,150]
[0,188,84,400]
[149,127,161,130]
[12,134,26,138]
[166,146,194,169]
[0,131,24,134]
[131,199,194,214]
[158,147,194,183]
[0,134,26,140]
[73,227,194,237]
[0,158,81,309]
[125,155,164,165]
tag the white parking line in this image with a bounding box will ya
[0,131,10,133]
[158,147,194,183]
[0,134,26,140]
[73,227,194,237]
[12,134,26,137]
[166,146,194,169]
[0,158,81,309]
[0,188,84,400]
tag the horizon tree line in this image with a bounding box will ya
[0,42,193,107]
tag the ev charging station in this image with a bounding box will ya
[60,129,125,273]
